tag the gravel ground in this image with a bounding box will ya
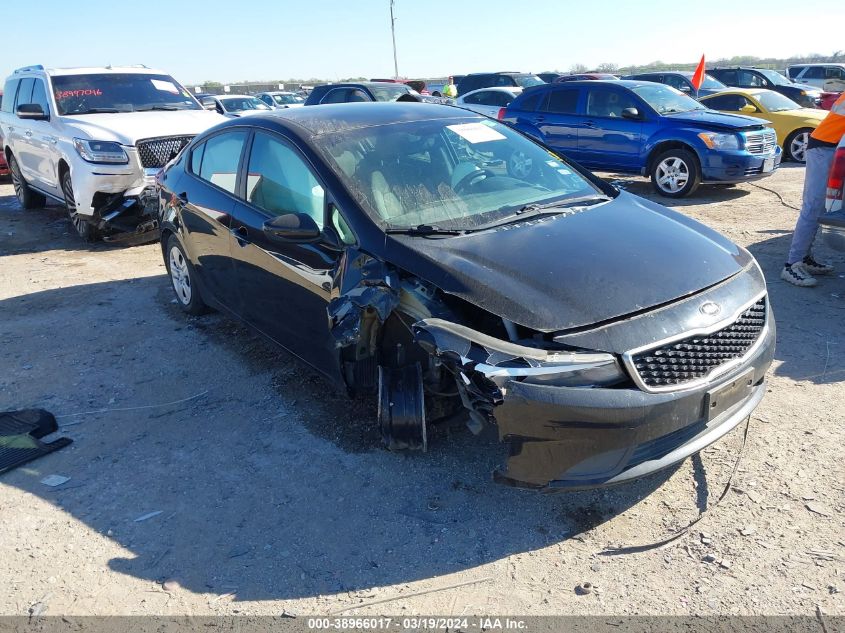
[0,166,842,617]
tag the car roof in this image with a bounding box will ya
[218,94,254,99]
[462,86,523,94]
[539,79,650,89]
[13,65,170,77]
[222,102,482,138]
[700,87,766,98]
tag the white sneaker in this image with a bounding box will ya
[802,255,834,276]
[781,262,818,287]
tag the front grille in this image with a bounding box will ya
[630,298,766,389]
[744,129,777,156]
[136,135,194,169]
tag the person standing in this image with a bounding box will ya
[782,93,845,287]
[443,76,458,99]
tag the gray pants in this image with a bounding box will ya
[787,146,836,265]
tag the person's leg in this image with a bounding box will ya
[786,147,836,265]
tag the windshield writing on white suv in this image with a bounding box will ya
[314,117,601,232]
[52,73,201,115]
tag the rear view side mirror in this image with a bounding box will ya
[740,104,758,114]
[203,103,217,111]
[621,107,640,120]
[263,212,321,242]
[16,103,49,121]
[680,85,692,93]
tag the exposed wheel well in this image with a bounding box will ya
[160,227,175,259]
[647,141,700,174]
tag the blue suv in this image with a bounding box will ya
[500,80,782,197]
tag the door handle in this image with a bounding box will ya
[24,130,33,138]
[232,225,249,246]
[534,115,546,123]
[44,136,58,145]
[583,120,597,129]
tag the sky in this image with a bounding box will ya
[3,0,842,85]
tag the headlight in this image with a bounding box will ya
[474,352,625,388]
[698,132,740,150]
[73,138,129,164]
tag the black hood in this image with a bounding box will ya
[384,192,751,332]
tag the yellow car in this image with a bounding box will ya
[700,88,827,163]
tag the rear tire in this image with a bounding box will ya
[62,170,99,242]
[650,148,701,198]
[8,153,46,209]
[165,234,208,316]
[784,128,811,163]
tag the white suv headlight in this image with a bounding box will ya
[73,138,129,164]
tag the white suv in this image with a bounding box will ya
[0,65,225,242]
[787,63,845,93]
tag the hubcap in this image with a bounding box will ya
[169,246,192,305]
[656,157,689,193]
[790,132,808,163]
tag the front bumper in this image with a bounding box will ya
[700,147,781,184]
[493,319,775,491]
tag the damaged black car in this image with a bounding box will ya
[157,103,775,491]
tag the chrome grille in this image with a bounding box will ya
[136,136,194,169]
[744,129,777,156]
[630,298,767,389]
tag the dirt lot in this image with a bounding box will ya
[0,165,843,618]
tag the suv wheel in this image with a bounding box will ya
[785,128,811,163]
[62,171,99,242]
[8,153,46,209]
[165,234,207,315]
[650,148,701,198]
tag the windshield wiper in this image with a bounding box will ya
[469,195,612,232]
[385,224,464,236]
[65,107,123,115]
[136,105,181,111]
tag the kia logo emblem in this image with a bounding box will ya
[700,302,721,317]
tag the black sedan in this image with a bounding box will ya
[157,103,775,490]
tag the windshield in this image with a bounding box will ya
[514,75,545,88]
[274,93,304,105]
[756,90,800,112]
[757,69,791,86]
[314,117,602,231]
[632,83,705,114]
[221,97,270,112]
[370,84,412,102]
[52,73,200,115]
[700,74,726,90]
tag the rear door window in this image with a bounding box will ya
[1,79,20,113]
[826,67,845,80]
[542,88,580,114]
[516,92,542,111]
[195,131,248,195]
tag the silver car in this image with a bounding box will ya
[455,87,522,119]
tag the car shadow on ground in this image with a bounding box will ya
[747,230,845,385]
[601,175,752,207]
[0,275,744,603]
[0,193,153,257]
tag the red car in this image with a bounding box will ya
[0,90,8,177]
[821,92,841,110]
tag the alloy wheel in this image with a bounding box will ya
[655,157,690,194]
[62,174,87,236]
[789,132,808,163]
[10,157,24,204]
[508,150,534,179]
[169,246,192,305]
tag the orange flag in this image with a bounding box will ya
[691,54,706,91]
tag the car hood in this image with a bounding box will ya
[384,191,751,332]
[788,82,821,93]
[59,110,226,145]
[669,109,766,131]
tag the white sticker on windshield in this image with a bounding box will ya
[447,123,506,143]
[151,79,179,94]
[558,168,572,175]
[546,160,561,167]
